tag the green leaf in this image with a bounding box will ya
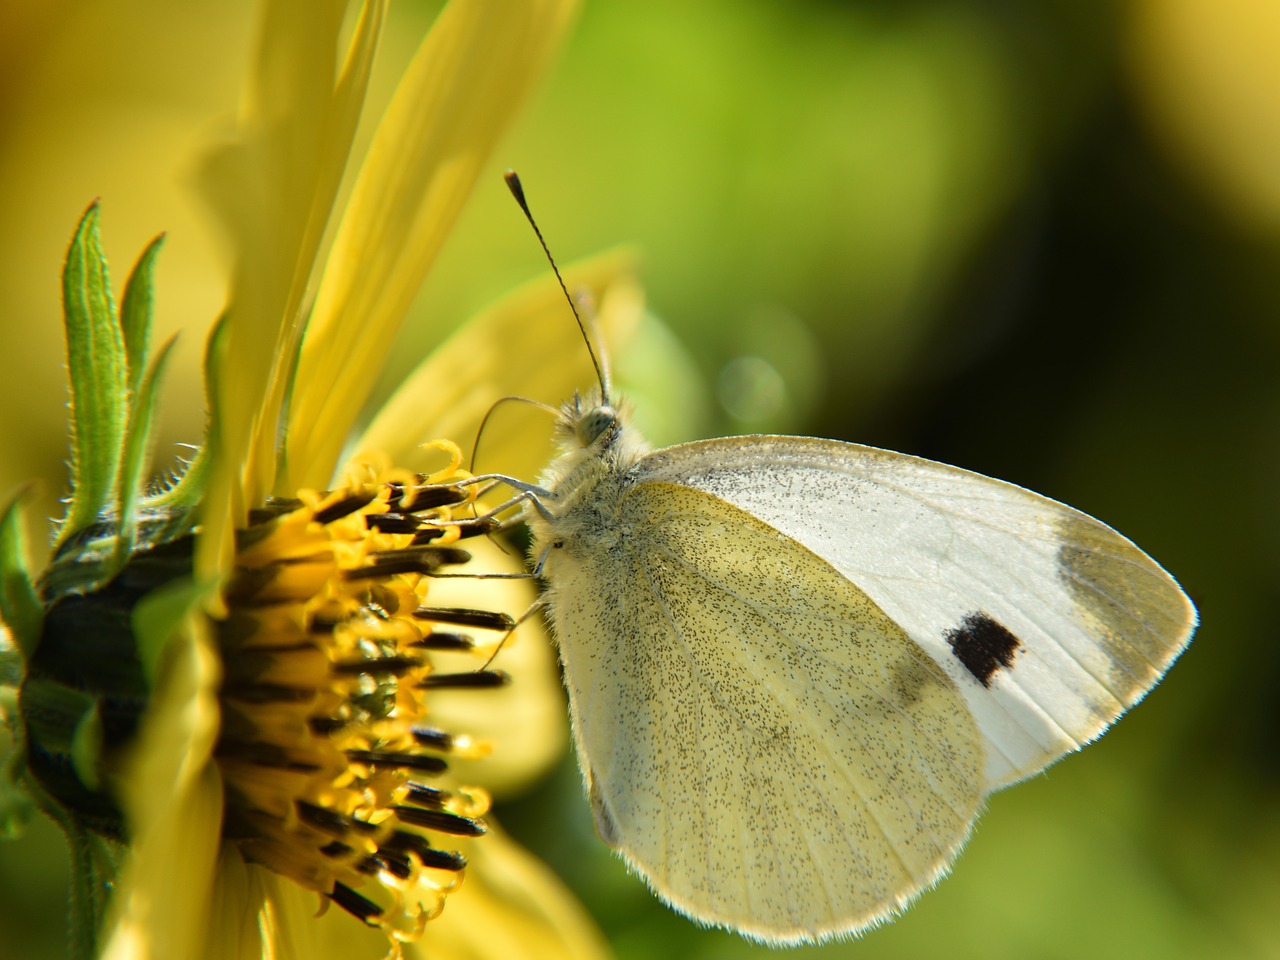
[58,203,128,549]
[119,232,166,395]
[0,487,42,659]
[113,335,179,574]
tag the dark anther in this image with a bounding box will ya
[382,831,467,872]
[330,882,383,922]
[450,517,503,540]
[409,631,475,651]
[410,727,454,751]
[220,683,314,704]
[394,485,470,512]
[343,547,472,580]
[297,801,352,837]
[343,749,449,774]
[421,670,509,690]
[214,740,321,773]
[330,655,424,677]
[364,513,423,534]
[313,490,379,526]
[404,783,449,809]
[412,607,515,630]
[393,805,486,837]
[308,717,347,735]
[373,850,414,879]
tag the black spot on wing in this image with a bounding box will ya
[945,612,1021,688]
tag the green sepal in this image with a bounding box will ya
[146,311,227,514]
[132,575,216,688]
[69,703,104,791]
[0,487,42,660]
[0,730,35,840]
[58,203,128,549]
[120,232,166,395]
[0,632,34,841]
[113,335,179,575]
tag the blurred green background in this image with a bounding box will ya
[2,1,1278,958]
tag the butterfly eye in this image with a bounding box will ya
[576,406,618,447]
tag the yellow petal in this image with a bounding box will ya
[100,615,223,960]
[284,0,581,491]
[352,250,643,482]
[413,824,610,960]
[254,866,391,960]
[202,849,266,960]
[198,0,386,581]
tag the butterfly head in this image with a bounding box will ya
[575,401,620,448]
[556,390,621,452]
[545,389,651,488]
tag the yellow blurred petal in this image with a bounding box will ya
[427,539,567,797]
[353,250,643,482]
[205,849,269,960]
[415,825,610,960]
[198,0,385,579]
[255,866,392,960]
[284,0,581,491]
[1128,0,1280,230]
[243,0,388,508]
[100,615,223,960]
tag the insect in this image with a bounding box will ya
[501,172,1196,944]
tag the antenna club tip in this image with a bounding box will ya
[503,170,527,205]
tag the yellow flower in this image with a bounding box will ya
[0,0,645,957]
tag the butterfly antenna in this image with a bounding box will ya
[470,394,560,475]
[504,170,612,402]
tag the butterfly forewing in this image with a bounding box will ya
[632,436,1197,790]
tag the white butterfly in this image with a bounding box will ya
[496,172,1196,945]
[520,390,1195,944]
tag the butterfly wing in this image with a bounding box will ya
[541,480,984,943]
[631,436,1197,790]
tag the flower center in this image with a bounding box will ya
[216,467,514,938]
[23,458,517,941]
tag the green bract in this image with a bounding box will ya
[0,207,206,959]
[43,206,188,599]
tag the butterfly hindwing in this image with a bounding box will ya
[541,479,983,942]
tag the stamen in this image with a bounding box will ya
[312,490,380,525]
[413,607,515,630]
[391,806,486,837]
[410,727,455,751]
[421,670,510,689]
[385,483,470,511]
[330,655,424,676]
[211,471,508,940]
[343,750,449,774]
[344,547,473,579]
[410,631,475,652]
[403,783,450,808]
[331,882,384,922]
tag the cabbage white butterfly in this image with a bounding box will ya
[503,174,1196,944]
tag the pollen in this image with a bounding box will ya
[215,456,513,939]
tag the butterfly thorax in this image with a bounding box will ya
[528,392,651,565]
